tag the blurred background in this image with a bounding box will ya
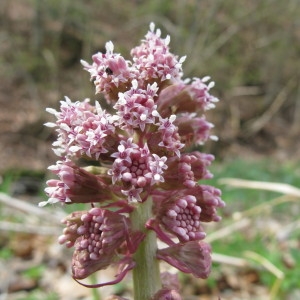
[0,0,299,299]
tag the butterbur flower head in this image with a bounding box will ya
[57,211,85,248]
[157,241,212,279]
[45,97,93,157]
[81,41,137,101]
[175,152,214,188]
[157,152,214,191]
[156,77,218,118]
[150,193,206,244]
[44,22,223,295]
[45,97,119,160]
[41,159,114,206]
[157,115,184,157]
[59,207,140,280]
[114,80,159,132]
[109,139,168,202]
[131,22,186,85]
[187,77,219,111]
[175,114,214,147]
[189,184,225,222]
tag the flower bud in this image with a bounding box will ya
[59,208,143,282]
[41,159,114,206]
[152,288,182,300]
[157,241,211,279]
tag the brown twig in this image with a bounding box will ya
[0,221,61,235]
[218,178,300,197]
[0,192,65,223]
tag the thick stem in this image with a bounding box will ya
[131,198,162,300]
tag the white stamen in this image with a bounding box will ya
[169,114,176,122]
[208,81,215,89]
[132,79,138,90]
[46,108,57,115]
[202,76,211,82]
[80,59,90,68]
[154,174,161,181]
[105,41,114,53]
[179,56,186,64]
[44,122,56,128]
[150,22,155,32]
[210,135,219,141]
[117,92,126,105]
[118,144,125,152]
[165,35,170,45]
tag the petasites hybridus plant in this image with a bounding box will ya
[42,23,224,300]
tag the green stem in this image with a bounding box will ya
[90,273,102,300]
[131,198,162,300]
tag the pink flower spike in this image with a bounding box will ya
[43,22,224,292]
[157,241,212,279]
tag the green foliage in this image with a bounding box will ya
[0,247,13,259]
[0,172,15,194]
[16,290,59,300]
[22,265,46,280]
[205,158,300,298]
[0,170,45,199]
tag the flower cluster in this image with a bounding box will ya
[43,23,224,298]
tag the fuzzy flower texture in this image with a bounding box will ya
[42,23,224,297]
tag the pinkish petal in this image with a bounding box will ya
[152,288,182,300]
[44,159,114,205]
[73,256,135,288]
[157,241,211,279]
